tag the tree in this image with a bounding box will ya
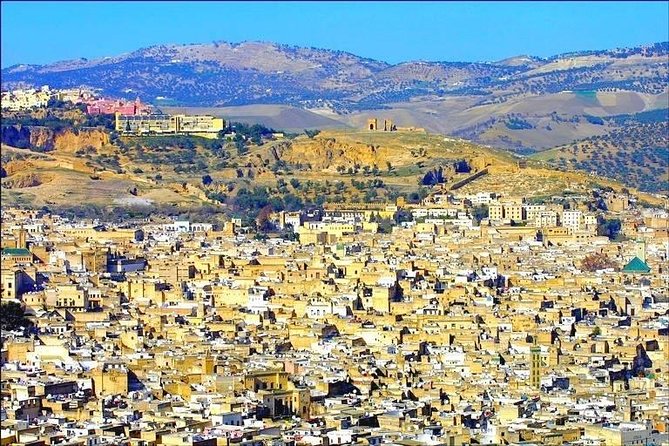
[394,209,414,224]
[376,217,394,234]
[0,302,32,332]
[581,252,618,272]
[290,178,301,190]
[255,204,275,231]
[202,174,213,186]
[597,218,622,239]
[304,129,321,139]
[471,205,489,225]
[408,192,422,204]
[421,167,445,186]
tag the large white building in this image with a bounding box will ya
[534,210,559,228]
[562,210,583,231]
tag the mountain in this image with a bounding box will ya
[3,41,667,110]
[2,40,668,188]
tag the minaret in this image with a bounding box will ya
[530,338,541,390]
[636,240,646,263]
[17,225,27,249]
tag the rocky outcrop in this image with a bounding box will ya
[2,172,51,188]
[277,137,385,170]
[1,125,55,150]
[0,125,109,152]
[2,160,35,176]
[53,128,109,152]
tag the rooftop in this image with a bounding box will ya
[1,248,31,256]
[622,257,651,274]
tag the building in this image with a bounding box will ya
[562,210,583,231]
[115,113,225,138]
[86,98,151,116]
[622,257,651,274]
[1,86,52,110]
[489,204,504,221]
[366,118,396,131]
[506,204,523,222]
[530,340,542,389]
[535,211,559,228]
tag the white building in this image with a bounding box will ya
[466,192,498,205]
[562,210,583,231]
[535,211,558,228]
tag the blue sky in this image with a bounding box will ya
[2,1,668,68]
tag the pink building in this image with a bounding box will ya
[86,98,150,116]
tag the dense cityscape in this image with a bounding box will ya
[2,172,669,444]
[2,2,669,445]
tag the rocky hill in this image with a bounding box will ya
[3,116,662,222]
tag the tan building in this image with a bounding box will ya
[116,113,224,137]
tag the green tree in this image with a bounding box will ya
[597,218,622,239]
[471,205,490,225]
[304,129,321,139]
[394,209,414,224]
[376,218,395,234]
[0,302,32,332]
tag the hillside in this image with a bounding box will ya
[3,106,662,222]
[532,116,669,193]
[5,41,665,107]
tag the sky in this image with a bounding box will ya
[2,1,668,68]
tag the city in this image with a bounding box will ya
[2,180,668,444]
[1,2,668,445]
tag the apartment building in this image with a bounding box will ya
[115,113,225,137]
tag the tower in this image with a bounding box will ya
[530,338,541,389]
[383,119,393,131]
[367,118,378,131]
[636,240,646,263]
[17,225,27,249]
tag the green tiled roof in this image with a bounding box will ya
[1,248,31,256]
[622,256,651,274]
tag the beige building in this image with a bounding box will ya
[116,113,224,137]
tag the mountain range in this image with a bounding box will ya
[4,41,667,109]
[2,40,668,192]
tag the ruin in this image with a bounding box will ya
[366,118,396,132]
